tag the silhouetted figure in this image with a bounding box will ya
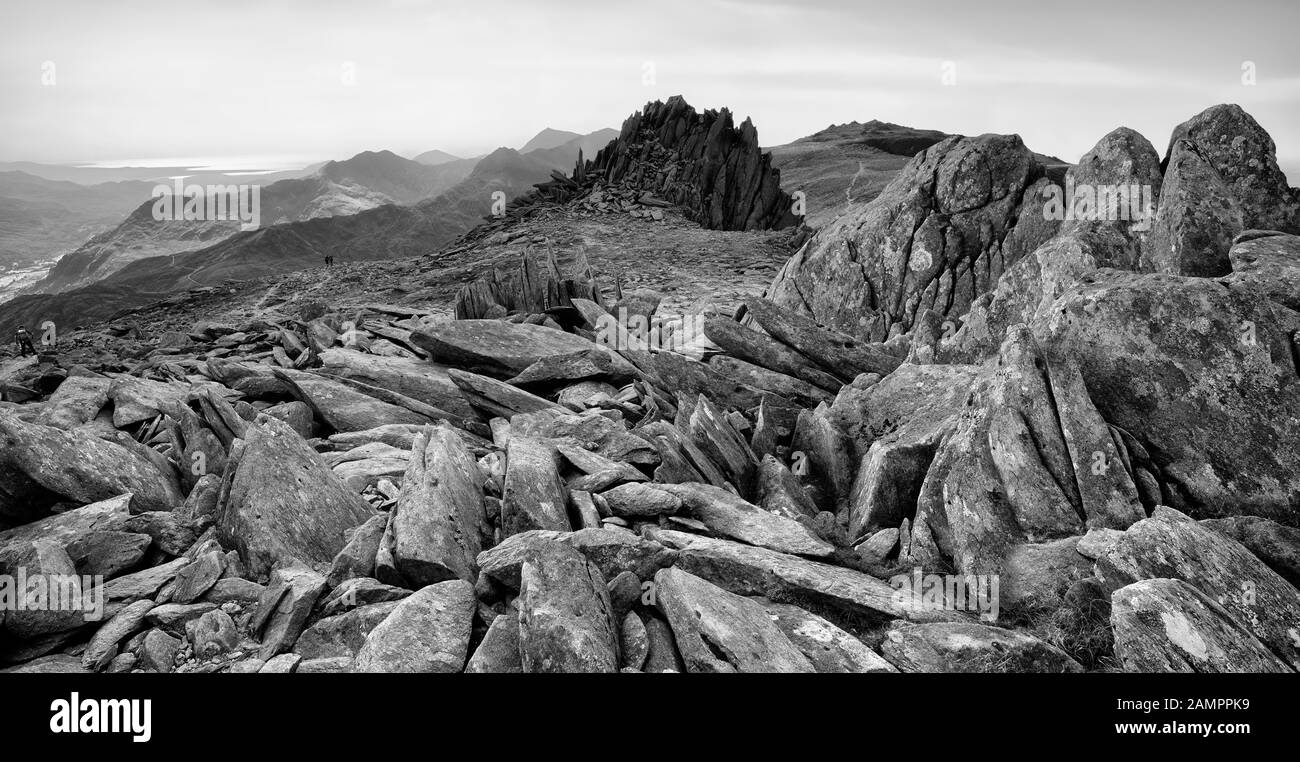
[15,325,36,357]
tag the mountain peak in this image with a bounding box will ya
[520,128,583,153]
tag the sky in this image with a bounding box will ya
[2,0,1298,177]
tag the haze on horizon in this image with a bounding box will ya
[2,0,1298,177]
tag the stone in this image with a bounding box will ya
[465,611,523,674]
[216,415,373,577]
[477,528,676,591]
[501,437,570,536]
[83,599,155,671]
[880,621,1084,673]
[619,611,649,670]
[647,482,834,557]
[653,566,812,673]
[353,580,476,672]
[600,482,682,517]
[518,541,619,673]
[1096,507,1300,668]
[0,412,183,513]
[137,628,181,672]
[1146,139,1242,276]
[412,319,600,378]
[389,424,488,586]
[188,609,240,659]
[253,564,327,660]
[762,601,897,673]
[65,531,151,580]
[294,601,402,660]
[1111,578,1291,673]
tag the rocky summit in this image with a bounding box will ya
[1,98,1298,675]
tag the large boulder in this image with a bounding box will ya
[1111,578,1292,673]
[1036,270,1300,522]
[0,412,183,513]
[1162,104,1300,235]
[517,541,619,673]
[768,133,1054,339]
[652,566,812,673]
[215,416,374,577]
[388,424,488,586]
[352,580,475,673]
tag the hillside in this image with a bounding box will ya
[3,99,1299,678]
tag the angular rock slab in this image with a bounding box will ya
[648,482,833,558]
[477,528,676,591]
[0,412,182,513]
[352,580,475,673]
[880,621,1083,673]
[216,416,373,578]
[517,541,619,673]
[653,567,812,673]
[413,319,600,378]
[1096,507,1300,669]
[1111,578,1292,673]
[390,424,488,586]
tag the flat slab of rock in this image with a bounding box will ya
[294,601,402,660]
[390,424,488,586]
[501,437,570,536]
[0,412,182,513]
[880,621,1083,673]
[318,348,474,420]
[646,528,943,626]
[0,494,131,560]
[1097,506,1300,669]
[762,602,897,673]
[216,416,374,578]
[653,567,813,673]
[412,319,600,377]
[465,611,523,673]
[647,482,833,557]
[273,368,434,432]
[477,528,676,590]
[1111,578,1292,673]
[353,580,476,673]
[518,541,619,673]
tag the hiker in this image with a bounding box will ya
[15,325,37,356]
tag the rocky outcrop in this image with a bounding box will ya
[767,133,1057,339]
[586,96,799,232]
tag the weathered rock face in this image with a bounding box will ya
[941,127,1165,363]
[1224,230,1300,312]
[0,411,183,513]
[1145,139,1243,277]
[880,621,1084,673]
[768,133,1055,339]
[388,424,488,586]
[216,416,374,577]
[1163,104,1300,235]
[1096,507,1300,669]
[352,580,475,673]
[653,566,812,673]
[1111,578,1292,673]
[588,95,798,232]
[1036,271,1300,522]
[517,541,619,673]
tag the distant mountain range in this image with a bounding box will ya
[14,128,618,296]
[0,142,592,334]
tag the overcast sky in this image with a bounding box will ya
[2,0,1297,176]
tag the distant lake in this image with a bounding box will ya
[74,155,323,174]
